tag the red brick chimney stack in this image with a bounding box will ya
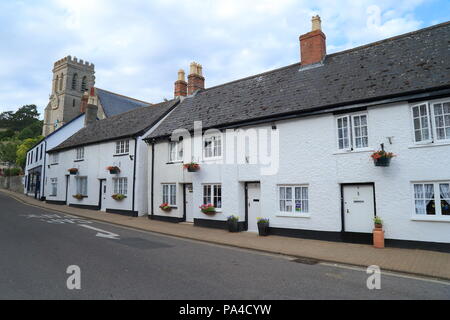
[174,69,187,98]
[300,15,326,66]
[187,62,205,95]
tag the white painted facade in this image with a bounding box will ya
[24,114,85,199]
[45,135,149,216]
[149,97,450,244]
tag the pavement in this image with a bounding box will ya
[2,189,450,281]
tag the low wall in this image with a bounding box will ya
[0,176,24,193]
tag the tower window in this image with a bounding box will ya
[72,99,76,107]
[71,73,78,90]
[55,75,59,92]
[81,76,87,92]
[59,73,64,91]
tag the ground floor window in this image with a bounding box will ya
[114,178,128,195]
[162,184,176,206]
[414,182,450,217]
[76,177,88,196]
[50,178,58,196]
[279,185,309,214]
[203,184,222,209]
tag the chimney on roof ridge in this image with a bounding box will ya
[174,69,187,98]
[84,87,98,127]
[300,15,326,66]
[188,62,205,95]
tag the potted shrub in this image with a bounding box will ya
[183,162,200,172]
[72,193,84,200]
[200,204,216,215]
[112,194,127,201]
[371,150,396,167]
[257,218,270,236]
[227,215,240,233]
[373,216,385,249]
[106,166,120,174]
[68,168,78,175]
[159,203,172,212]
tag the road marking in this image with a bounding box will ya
[320,262,450,286]
[79,225,120,240]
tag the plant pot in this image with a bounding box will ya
[109,170,119,174]
[258,223,270,236]
[227,220,239,233]
[374,223,383,229]
[187,167,199,172]
[373,228,385,248]
[161,207,172,213]
[374,157,391,167]
[202,209,216,215]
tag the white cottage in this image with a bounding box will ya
[145,19,450,250]
[24,114,85,200]
[46,96,179,216]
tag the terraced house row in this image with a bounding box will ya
[25,17,450,250]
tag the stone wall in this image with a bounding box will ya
[0,176,24,193]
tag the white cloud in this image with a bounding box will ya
[0,0,429,116]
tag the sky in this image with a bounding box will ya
[0,0,449,117]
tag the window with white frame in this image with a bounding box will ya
[336,114,368,150]
[162,184,177,206]
[75,147,84,160]
[413,182,450,217]
[204,135,222,159]
[169,141,183,162]
[76,177,88,196]
[203,184,222,208]
[50,152,59,164]
[411,100,450,143]
[115,140,130,155]
[113,177,128,195]
[279,185,309,214]
[50,178,57,196]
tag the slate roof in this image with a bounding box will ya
[49,99,178,152]
[147,21,450,140]
[96,88,151,117]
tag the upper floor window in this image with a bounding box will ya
[169,141,183,162]
[81,76,87,92]
[413,182,450,218]
[204,135,222,159]
[412,100,450,144]
[71,73,78,90]
[279,185,309,214]
[336,113,368,151]
[115,140,130,155]
[76,147,84,160]
[50,153,59,164]
[203,184,222,209]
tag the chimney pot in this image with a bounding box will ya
[174,69,188,98]
[187,61,205,95]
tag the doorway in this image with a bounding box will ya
[342,184,376,233]
[99,179,107,211]
[246,182,261,232]
[184,184,194,222]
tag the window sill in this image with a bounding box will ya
[74,159,84,162]
[408,142,450,149]
[203,157,223,162]
[166,161,183,165]
[333,148,375,155]
[276,213,311,218]
[411,216,450,222]
[113,153,129,157]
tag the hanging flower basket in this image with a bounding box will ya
[72,193,85,200]
[68,168,78,175]
[371,150,396,167]
[112,194,127,201]
[183,162,200,172]
[200,204,216,215]
[159,203,172,212]
[106,166,120,174]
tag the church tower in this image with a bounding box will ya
[42,56,95,136]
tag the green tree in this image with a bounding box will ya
[0,105,40,132]
[0,141,19,164]
[16,136,42,168]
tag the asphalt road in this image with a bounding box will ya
[0,193,449,300]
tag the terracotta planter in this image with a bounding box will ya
[160,207,172,213]
[373,228,385,248]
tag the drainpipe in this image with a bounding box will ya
[132,137,138,214]
[42,140,47,200]
[150,140,155,219]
